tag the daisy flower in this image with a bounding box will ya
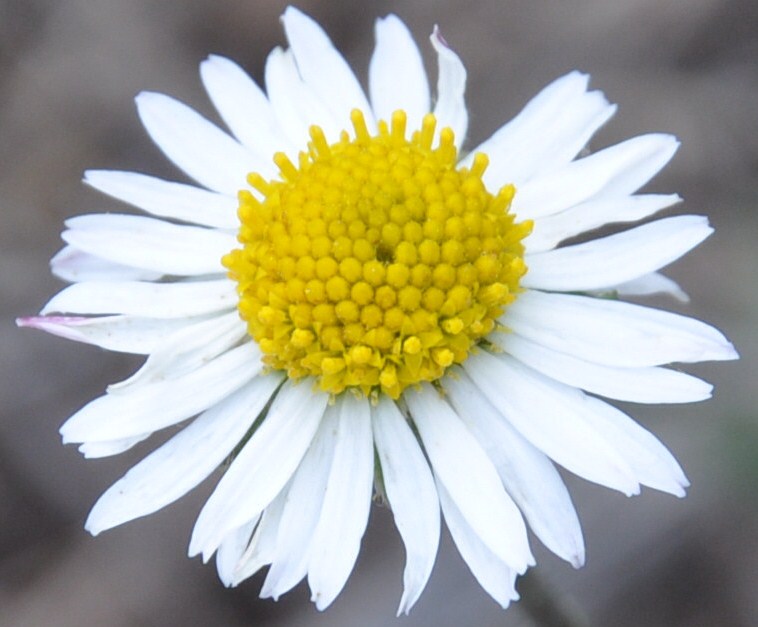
[20,6,737,614]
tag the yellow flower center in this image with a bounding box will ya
[223,109,531,399]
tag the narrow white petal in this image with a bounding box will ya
[307,394,374,611]
[523,215,713,291]
[369,15,430,127]
[444,371,584,567]
[503,290,739,367]
[511,90,614,184]
[610,271,689,302]
[581,398,689,496]
[216,520,257,587]
[261,405,339,600]
[108,312,246,391]
[51,246,161,282]
[465,72,616,188]
[136,91,264,194]
[85,374,282,536]
[16,314,208,354]
[264,47,340,147]
[62,214,236,276]
[61,343,262,443]
[282,7,374,130]
[406,384,532,573]
[437,481,519,609]
[84,170,239,229]
[42,279,236,318]
[513,134,680,220]
[430,26,467,147]
[500,333,713,404]
[200,54,291,163]
[525,193,681,253]
[464,352,640,494]
[371,397,440,615]
[470,71,591,161]
[233,487,289,582]
[189,380,329,559]
[78,433,151,458]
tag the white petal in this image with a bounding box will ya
[580,398,689,496]
[78,433,151,458]
[307,394,374,611]
[189,380,329,559]
[499,333,713,404]
[406,384,532,573]
[371,397,440,615]
[61,342,262,443]
[108,312,245,391]
[62,214,236,277]
[503,290,738,367]
[369,15,430,127]
[264,47,340,147]
[282,7,374,130]
[86,374,282,536]
[443,371,584,567]
[216,520,257,587]
[513,134,680,221]
[16,314,208,354]
[261,405,339,600]
[232,487,289,582]
[464,352,640,495]
[136,91,263,194]
[523,215,713,291]
[42,279,236,318]
[200,54,291,164]
[51,246,161,282]
[84,170,239,229]
[437,481,519,609]
[525,193,682,253]
[610,272,689,302]
[430,26,467,147]
[465,72,616,188]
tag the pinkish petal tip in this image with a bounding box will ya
[432,24,449,48]
[16,315,89,341]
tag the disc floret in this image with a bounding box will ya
[223,109,531,399]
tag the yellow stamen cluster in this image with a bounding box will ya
[223,109,531,399]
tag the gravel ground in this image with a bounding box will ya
[1,1,756,625]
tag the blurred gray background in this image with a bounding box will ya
[1,0,756,625]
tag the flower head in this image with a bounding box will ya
[19,6,737,614]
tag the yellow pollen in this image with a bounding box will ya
[224,109,531,399]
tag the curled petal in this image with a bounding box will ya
[431,26,467,147]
